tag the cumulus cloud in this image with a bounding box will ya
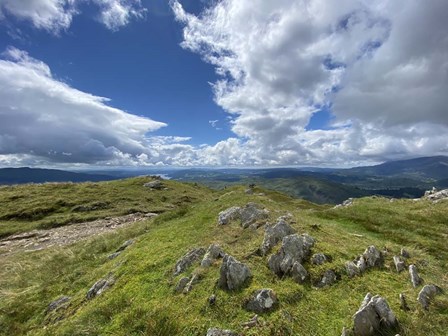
[172,0,448,166]
[0,47,168,165]
[0,0,145,32]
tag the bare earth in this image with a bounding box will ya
[0,212,157,256]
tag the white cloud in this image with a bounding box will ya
[0,0,145,32]
[172,0,448,166]
[0,47,168,165]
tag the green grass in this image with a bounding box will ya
[0,179,447,335]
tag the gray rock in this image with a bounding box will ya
[201,244,225,268]
[143,180,163,189]
[346,261,360,278]
[417,284,443,310]
[409,264,422,288]
[173,247,206,276]
[244,289,278,313]
[315,269,338,288]
[312,253,329,265]
[208,294,216,305]
[108,252,121,260]
[355,256,368,273]
[183,273,200,294]
[260,218,296,256]
[241,314,259,328]
[206,328,238,336]
[400,248,410,259]
[362,246,383,268]
[86,274,115,299]
[425,188,448,202]
[47,296,71,313]
[393,256,406,273]
[175,277,190,293]
[399,293,410,311]
[291,262,308,284]
[353,293,399,336]
[218,255,251,290]
[240,203,269,228]
[116,239,134,252]
[218,206,241,225]
[269,234,315,276]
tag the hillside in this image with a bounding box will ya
[0,178,447,335]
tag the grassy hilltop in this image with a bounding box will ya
[0,177,447,335]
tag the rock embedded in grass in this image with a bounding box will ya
[201,244,225,268]
[399,293,410,311]
[417,284,443,310]
[86,274,115,299]
[362,245,384,268]
[46,296,71,313]
[218,254,251,290]
[315,269,338,288]
[173,247,206,276]
[311,253,330,265]
[291,262,309,284]
[409,264,422,288]
[239,202,269,228]
[393,256,406,273]
[260,217,295,256]
[175,277,190,293]
[217,206,241,225]
[206,328,238,336]
[244,289,278,313]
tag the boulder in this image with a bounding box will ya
[393,256,406,273]
[244,289,278,313]
[206,328,238,336]
[240,203,269,228]
[108,239,134,259]
[268,234,315,276]
[47,296,71,313]
[409,264,422,288]
[353,293,399,336]
[260,218,296,256]
[143,180,163,190]
[291,262,308,284]
[173,247,206,276]
[218,255,251,290]
[86,274,115,299]
[417,284,443,310]
[312,253,329,265]
[362,246,384,268]
[201,244,225,268]
[315,269,338,288]
[218,207,241,225]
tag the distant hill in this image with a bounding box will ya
[344,156,448,180]
[0,167,117,185]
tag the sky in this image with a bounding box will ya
[0,0,447,168]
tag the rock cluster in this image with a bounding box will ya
[218,255,251,290]
[345,245,383,277]
[143,180,164,190]
[260,218,296,256]
[217,203,269,228]
[424,188,448,202]
[352,293,399,336]
[173,247,206,276]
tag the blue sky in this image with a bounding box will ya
[0,0,447,167]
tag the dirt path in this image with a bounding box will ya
[0,212,157,256]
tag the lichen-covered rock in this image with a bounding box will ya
[218,207,241,225]
[312,253,329,265]
[291,262,308,284]
[268,233,315,276]
[206,328,238,336]
[201,244,225,267]
[86,274,115,299]
[353,293,399,336]
[175,277,190,293]
[244,289,278,313]
[409,264,422,288]
[173,247,206,276]
[260,218,296,256]
[218,255,251,290]
[417,284,443,310]
[393,256,406,273]
[240,203,269,228]
[362,246,384,268]
[315,269,338,288]
[47,296,71,313]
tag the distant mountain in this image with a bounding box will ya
[344,156,448,180]
[0,167,117,185]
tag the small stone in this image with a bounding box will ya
[315,269,338,288]
[175,277,190,293]
[47,296,71,313]
[291,262,308,284]
[218,206,241,225]
[400,248,410,259]
[143,180,163,189]
[173,247,206,276]
[206,328,238,336]
[86,274,115,299]
[218,255,251,290]
[417,284,443,310]
[399,293,410,311]
[311,253,329,265]
[208,294,216,305]
[201,244,225,268]
[393,256,406,273]
[241,314,258,328]
[244,289,278,313]
[409,264,422,288]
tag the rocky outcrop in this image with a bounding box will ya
[424,188,448,203]
[47,296,71,313]
[352,293,399,336]
[218,255,251,290]
[244,289,278,313]
[393,256,406,273]
[345,245,383,277]
[409,265,422,288]
[108,239,134,259]
[86,274,115,299]
[143,180,164,190]
[240,203,269,228]
[260,218,295,256]
[173,247,206,276]
[218,207,241,225]
[206,328,238,336]
[399,293,410,311]
[201,244,225,268]
[417,284,443,310]
[268,234,315,276]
